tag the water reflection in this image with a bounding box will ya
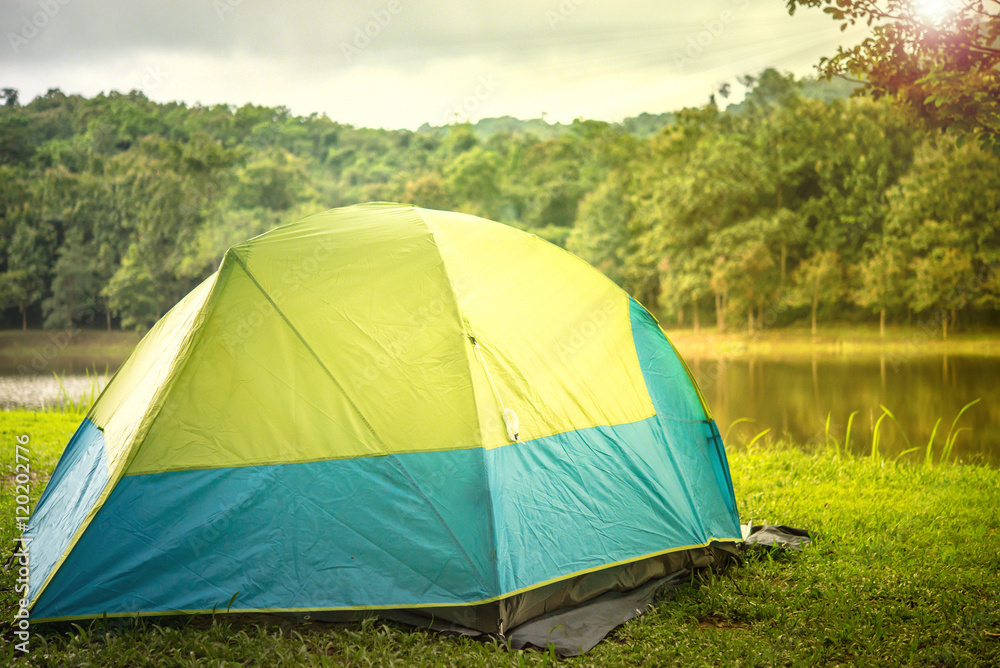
[0,373,109,411]
[688,354,998,466]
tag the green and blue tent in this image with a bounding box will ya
[23,203,740,642]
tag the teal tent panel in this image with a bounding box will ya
[25,418,109,604]
[485,298,738,595]
[485,417,740,594]
[629,297,740,527]
[30,447,496,620]
[627,297,706,422]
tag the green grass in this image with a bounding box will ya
[2,412,999,666]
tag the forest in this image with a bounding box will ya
[0,69,998,337]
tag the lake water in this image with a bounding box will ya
[685,353,998,466]
[1,352,996,466]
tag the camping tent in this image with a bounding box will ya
[23,203,740,646]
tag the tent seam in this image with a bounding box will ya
[411,206,502,605]
[29,268,225,612]
[628,298,708,541]
[237,226,493,598]
[228,251,389,450]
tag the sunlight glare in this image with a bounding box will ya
[912,0,959,22]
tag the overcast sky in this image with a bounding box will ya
[1,0,869,130]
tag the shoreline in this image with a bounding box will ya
[1,327,1000,372]
[664,326,1000,359]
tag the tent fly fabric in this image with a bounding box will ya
[22,203,741,647]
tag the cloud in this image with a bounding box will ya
[1,0,865,129]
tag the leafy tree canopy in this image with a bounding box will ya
[787,0,1000,151]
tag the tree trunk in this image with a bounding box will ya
[21,306,26,332]
[722,290,728,333]
[950,308,957,334]
[811,293,818,337]
[879,308,885,338]
[677,307,684,327]
[715,293,725,333]
[106,309,112,332]
[693,298,700,333]
[780,244,787,285]
[942,308,948,341]
[747,308,754,336]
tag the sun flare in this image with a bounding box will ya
[912,0,959,22]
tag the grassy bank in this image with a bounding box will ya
[2,411,999,666]
[0,330,140,374]
[4,325,1000,372]
[666,324,1000,359]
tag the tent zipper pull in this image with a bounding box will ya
[471,337,520,442]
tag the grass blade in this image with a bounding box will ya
[724,417,755,444]
[844,410,858,455]
[824,412,840,457]
[942,398,980,465]
[923,418,942,469]
[871,411,887,462]
[746,429,770,449]
[878,404,912,452]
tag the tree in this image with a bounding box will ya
[708,219,781,335]
[568,171,634,291]
[43,241,104,330]
[402,173,453,211]
[444,147,501,219]
[788,249,845,336]
[2,220,56,330]
[907,227,975,340]
[885,137,1000,329]
[101,137,214,329]
[231,148,309,212]
[801,97,920,259]
[853,239,906,336]
[631,106,773,319]
[0,271,29,330]
[787,0,1000,150]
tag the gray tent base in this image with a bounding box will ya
[298,542,740,656]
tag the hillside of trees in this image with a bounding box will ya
[1,69,997,337]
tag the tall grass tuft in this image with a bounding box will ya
[923,419,942,469]
[940,398,981,465]
[844,410,858,453]
[824,412,839,457]
[48,366,108,414]
[871,409,887,462]
[724,417,756,444]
